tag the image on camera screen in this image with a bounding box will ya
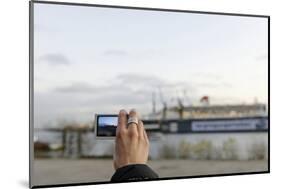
[97,116,118,137]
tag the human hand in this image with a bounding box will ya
[113,109,149,170]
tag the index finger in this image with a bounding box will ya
[117,109,127,133]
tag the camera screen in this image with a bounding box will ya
[97,115,118,137]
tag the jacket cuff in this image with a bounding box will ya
[111,164,159,182]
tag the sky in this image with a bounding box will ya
[98,117,118,127]
[33,3,268,128]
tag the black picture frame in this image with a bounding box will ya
[29,0,270,188]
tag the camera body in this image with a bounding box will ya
[94,114,119,139]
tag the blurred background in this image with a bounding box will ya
[32,2,268,186]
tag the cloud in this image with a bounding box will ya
[36,73,236,128]
[54,82,96,93]
[116,73,165,87]
[195,81,232,89]
[52,74,197,113]
[113,73,199,107]
[103,50,128,57]
[53,73,231,107]
[53,73,174,94]
[116,73,197,98]
[191,72,222,80]
[102,49,165,60]
[54,82,131,94]
[38,53,70,65]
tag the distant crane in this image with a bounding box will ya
[158,87,168,120]
[152,92,156,114]
[174,89,187,119]
[177,97,184,119]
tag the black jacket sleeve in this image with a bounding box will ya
[111,164,159,182]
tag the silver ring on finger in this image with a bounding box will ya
[127,117,138,126]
